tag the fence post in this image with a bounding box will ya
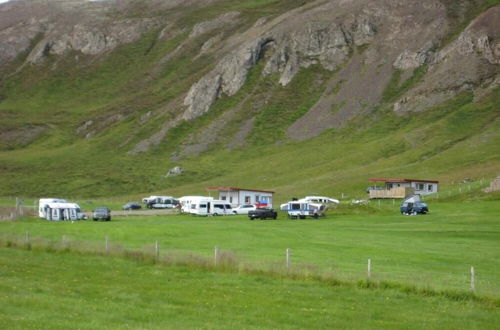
[214,246,219,266]
[470,266,475,293]
[286,248,291,271]
[155,241,160,261]
[368,258,372,280]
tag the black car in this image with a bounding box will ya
[122,202,142,210]
[400,201,429,215]
[93,207,111,221]
[248,208,278,220]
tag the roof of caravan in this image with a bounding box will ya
[206,187,275,194]
[44,202,79,209]
[40,198,67,203]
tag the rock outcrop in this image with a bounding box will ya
[26,18,159,63]
[165,166,183,177]
[393,6,500,113]
[183,37,272,120]
[189,11,240,39]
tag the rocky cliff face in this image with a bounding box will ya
[0,0,498,154]
[0,1,161,65]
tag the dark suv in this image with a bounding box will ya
[93,207,111,221]
[248,208,278,220]
[400,201,429,215]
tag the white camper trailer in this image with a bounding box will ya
[281,201,327,219]
[39,198,67,218]
[44,202,83,221]
[299,196,339,204]
[178,196,213,214]
[190,199,233,216]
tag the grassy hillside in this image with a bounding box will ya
[0,0,498,199]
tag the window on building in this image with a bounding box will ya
[255,195,260,203]
[229,197,233,203]
[245,196,251,204]
[417,183,425,190]
[221,196,226,201]
[428,185,433,192]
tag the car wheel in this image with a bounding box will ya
[273,214,277,220]
[93,218,97,221]
[249,217,255,220]
[313,213,319,219]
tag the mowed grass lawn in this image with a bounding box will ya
[1,200,499,297]
[0,248,499,330]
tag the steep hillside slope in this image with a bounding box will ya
[0,0,498,198]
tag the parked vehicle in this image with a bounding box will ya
[299,196,339,204]
[189,199,233,216]
[142,195,160,204]
[43,202,85,221]
[38,198,67,218]
[232,204,257,215]
[400,201,429,215]
[178,196,213,214]
[122,202,142,210]
[146,197,178,209]
[248,208,278,220]
[93,207,111,221]
[283,201,326,219]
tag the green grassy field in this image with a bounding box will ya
[1,196,499,329]
[1,248,499,329]
[2,199,499,297]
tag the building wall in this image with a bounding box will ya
[411,182,438,195]
[218,190,273,207]
[384,182,438,195]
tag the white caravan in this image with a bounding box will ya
[43,202,83,221]
[299,196,339,204]
[189,199,233,216]
[178,196,213,214]
[38,198,67,218]
[281,201,327,219]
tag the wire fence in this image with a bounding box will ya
[1,233,498,299]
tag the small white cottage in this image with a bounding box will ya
[205,187,274,208]
[368,178,439,199]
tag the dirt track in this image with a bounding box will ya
[85,209,179,217]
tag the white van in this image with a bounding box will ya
[146,196,178,209]
[178,196,213,214]
[39,198,67,218]
[190,199,233,216]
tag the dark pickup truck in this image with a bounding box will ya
[248,208,278,220]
